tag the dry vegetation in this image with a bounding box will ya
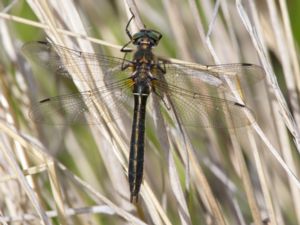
[0,0,300,224]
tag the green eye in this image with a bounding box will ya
[132,30,162,46]
[147,32,160,41]
[132,32,144,41]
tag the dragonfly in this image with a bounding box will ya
[22,14,264,202]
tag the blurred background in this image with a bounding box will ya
[0,0,300,224]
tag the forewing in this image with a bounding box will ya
[162,62,265,93]
[22,41,132,82]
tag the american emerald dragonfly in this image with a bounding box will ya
[22,14,264,202]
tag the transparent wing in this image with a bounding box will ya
[22,41,132,82]
[29,78,134,125]
[153,77,255,129]
[24,41,262,127]
[162,62,265,92]
[148,62,264,128]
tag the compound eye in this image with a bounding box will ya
[132,32,144,42]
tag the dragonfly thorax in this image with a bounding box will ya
[133,48,155,65]
[132,73,151,96]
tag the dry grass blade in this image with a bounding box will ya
[0,0,299,224]
[236,0,300,188]
[0,123,51,225]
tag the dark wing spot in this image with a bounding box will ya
[39,98,51,103]
[234,102,245,107]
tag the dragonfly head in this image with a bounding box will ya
[132,29,162,48]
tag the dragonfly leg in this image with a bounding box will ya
[121,58,134,70]
[121,9,136,53]
[125,9,135,40]
[120,36,134,67]
[120,40,133,53]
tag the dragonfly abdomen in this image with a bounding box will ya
[129,88,149,202]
